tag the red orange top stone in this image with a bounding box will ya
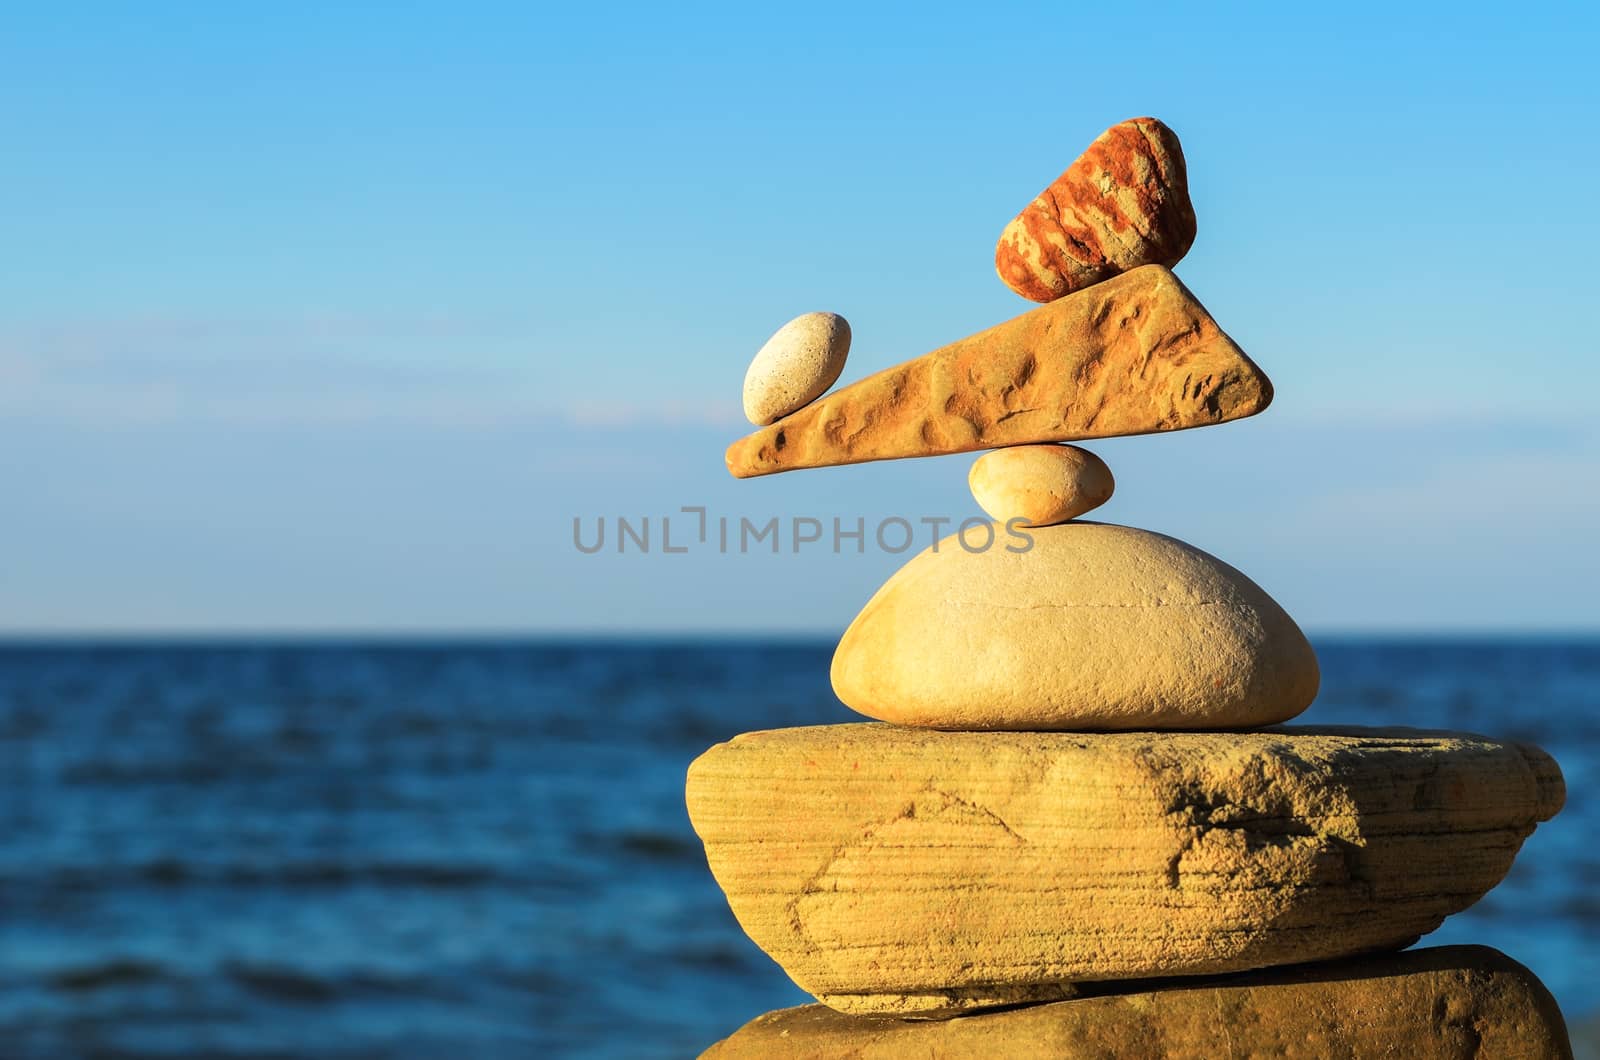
[996,117,1198,302]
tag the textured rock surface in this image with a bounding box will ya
[996,117,1197,303]
[968,444,1113,526]
[701,946,1573,1059]
[832,522,1319,730]
[742,312,851,426]
[686,725,1564,1016]
[725,266,1269,478]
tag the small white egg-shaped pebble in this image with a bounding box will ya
[968,444,1114,527]
[742,312,851,426]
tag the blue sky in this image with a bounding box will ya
[1,3,1596,633]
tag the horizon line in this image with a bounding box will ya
[0,628,1596,644]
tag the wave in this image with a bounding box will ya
[49,958,171,993]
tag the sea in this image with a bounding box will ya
[0,638,1594,1059]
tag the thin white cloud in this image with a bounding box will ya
[0,313,750,429]
[1,311,534,355]
[0,353,743,430]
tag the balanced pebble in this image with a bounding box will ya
[831,522,1319,731]
[742,312,850,426]
[968,444,1113,527]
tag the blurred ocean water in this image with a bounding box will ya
[0,638,1594,1058]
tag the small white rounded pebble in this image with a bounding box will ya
[742,312,851,426]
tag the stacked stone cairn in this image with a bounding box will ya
[689,118,1572,1058]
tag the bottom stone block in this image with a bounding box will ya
[700,946,1571,1059]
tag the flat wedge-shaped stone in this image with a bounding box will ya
[702,946,1573,1059]
[686,725,1564,1017]
[724,265,1269,478]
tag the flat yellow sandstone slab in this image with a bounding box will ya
[725,265,1271,478]
[685,725,1564,1017]
[701,946,1573,1059]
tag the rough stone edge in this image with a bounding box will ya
[699,946,1572,1059]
